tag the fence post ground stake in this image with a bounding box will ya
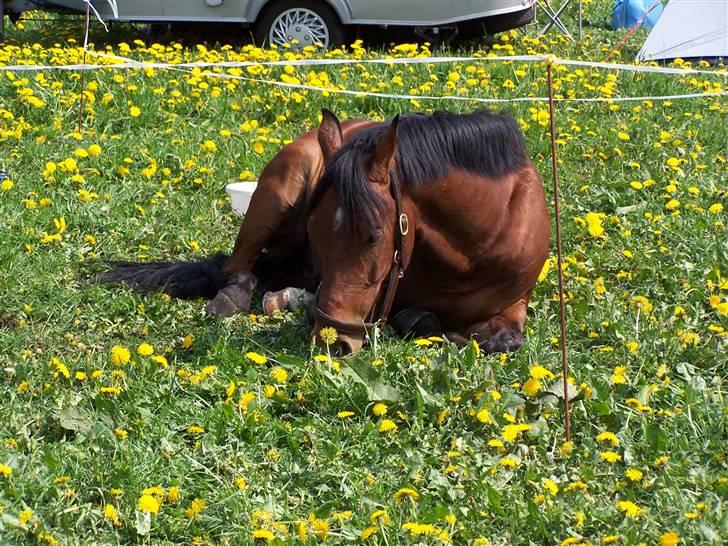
[546,57,571,443]
[77,1,91,134]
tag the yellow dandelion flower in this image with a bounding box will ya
[601,450,621,463]
[630,295,653,313]
[529,364,555,380]
[372,402,388,416]
[240,392,256,411]
[476,408,493,424]
[585,212,605,237]
[270,367,288,383]
[18,508,34,526]
[137,343,154,356]
[201,140,218,153]
[246,351,267,365]
[544,479,558,496]
[252,529,275,542]
[165,486,181,504]
[611,366,627,384]
[0,464,12,478]
[51,358,70,379]
[499,457,519,468]
[660,531,680,546]
[501,423,531,442]
[137,494,160,514]
[309,516,329,540]
[184,498,207,519]
[522,377,541,397]
[393,487,420,502]
[625,468,643,482]
[379,419,398,434]
[318,327,338,345]
[110,346,130,366]
[370,509,390,525]
[151,355,168,368]
[616,500,644,519]
[103,504,121,526]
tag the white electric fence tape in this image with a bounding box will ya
[1,46,726,103]
[192,69,728,104]
[3,52,726,77]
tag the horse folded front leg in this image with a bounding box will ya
[466,298,528,354]
[204,272,258,317]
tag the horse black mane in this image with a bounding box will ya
[310,109,530,234]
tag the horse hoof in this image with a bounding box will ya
[262,289,289,315]
[390,308,442,338]
[481,328,524,354]
[205,273,256,317]
[263,288,314,315]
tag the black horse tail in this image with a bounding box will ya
[98,253,229,299]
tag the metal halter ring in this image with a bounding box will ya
[399,213,409,236]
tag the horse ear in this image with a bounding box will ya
[318,109,343,163]
[369,114,399,185]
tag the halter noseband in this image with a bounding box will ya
[314,171,408,337]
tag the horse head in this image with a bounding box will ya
[307,110,413,354]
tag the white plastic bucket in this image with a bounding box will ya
[226,181,258,216]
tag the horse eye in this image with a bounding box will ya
[366,229,383,246]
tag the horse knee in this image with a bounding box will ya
[389,308,442,338]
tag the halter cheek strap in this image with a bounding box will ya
[314,171,408,336]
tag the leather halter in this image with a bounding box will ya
[314,171,409,336]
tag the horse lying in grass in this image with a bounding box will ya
[103,109,550,355]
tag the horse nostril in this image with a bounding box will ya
[330,340,354,356]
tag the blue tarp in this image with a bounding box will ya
[611,0,663,29]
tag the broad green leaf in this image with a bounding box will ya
[58,406,93,434]
[340,355,400,402]
[135,510,151,536]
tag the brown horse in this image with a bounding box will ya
[102,109,549,355]
[306,110,550,354]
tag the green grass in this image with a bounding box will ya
[1,2,727,545]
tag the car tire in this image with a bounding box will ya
[482,6,535,35]
[254,0,344,50]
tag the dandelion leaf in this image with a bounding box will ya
[340,355,400,402]
[539,378,580,406]
[58,406,93,434]
[135,510,151,536]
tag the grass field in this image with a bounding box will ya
[1,2,727,544]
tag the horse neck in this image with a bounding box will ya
[402,169,521,265]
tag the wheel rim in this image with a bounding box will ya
[269,8,330,49]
